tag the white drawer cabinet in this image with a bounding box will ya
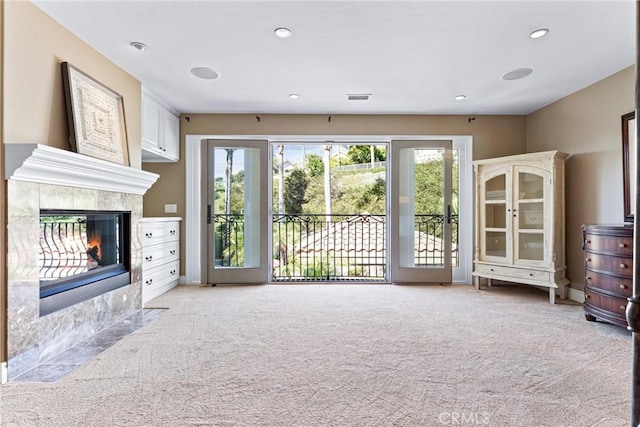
[140,217,181,304]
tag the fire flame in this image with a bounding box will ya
[87,234,102,262]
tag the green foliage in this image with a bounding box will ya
[284,168,309,214]
[303,253,335,278]
[305,154,324,177]
[347,145,387,164]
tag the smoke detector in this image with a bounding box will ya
[347,94,372,101]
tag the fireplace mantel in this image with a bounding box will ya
[5,144,158,195]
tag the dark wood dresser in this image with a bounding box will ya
[582,224,634,327]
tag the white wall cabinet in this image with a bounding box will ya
[473,151,569,303]
[140,217,181,304]
[141,94,179,162]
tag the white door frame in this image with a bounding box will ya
[185,134,473,285]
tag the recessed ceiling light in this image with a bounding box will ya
[529,28,549,39]
[454,95,467,101]
[274,27,292,38]
[190,67,219,80]
[129,41,147,52]
[502,68,533,81]
[289,94,300,99]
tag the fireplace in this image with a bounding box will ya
[39,210,131,316]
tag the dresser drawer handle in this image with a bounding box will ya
[620,263,627,269]
[586,294,591,299]
[586,276,591,281]
[145,232,153,238]
[145,255,153,261]
[586,239,591,244]
[529,273,533,277]
[490,268,494,272]
[170,250,176,255]
[620,242,627,248]
[586,258,591,262]
[620,284,627,289]
[621,305,627,311]
[145,279,153,285]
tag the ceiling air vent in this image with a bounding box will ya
[347,94,371,101]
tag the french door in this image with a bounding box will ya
[389,140,453,283]
[202,138,455,284]
[205,139,269,284]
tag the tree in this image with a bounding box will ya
[323,145,332,221]
[305,153,324,177]
[284,168,309,214]
[347,145,387,164]
[278,145,285,215]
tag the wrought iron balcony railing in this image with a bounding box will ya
[212,213,459,281]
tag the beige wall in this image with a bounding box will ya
[527,66,635,291]
[4,1,142,168]
[143,113,528,275]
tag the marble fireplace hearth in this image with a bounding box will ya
[4,144,158,380]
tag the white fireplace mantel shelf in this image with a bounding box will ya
[5,144,159,195]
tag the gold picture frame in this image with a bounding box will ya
[61,62,130,166]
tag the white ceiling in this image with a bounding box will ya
[33,0,635,115]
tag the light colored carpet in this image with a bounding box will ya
[0,284,632,426]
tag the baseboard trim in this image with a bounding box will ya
[568,286,584,303]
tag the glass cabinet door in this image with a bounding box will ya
[514,168,546,264]
[483,173,508,259]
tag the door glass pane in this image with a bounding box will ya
[519,173,543,199]
[399,147,446,268]
[519,202,543,230]
[485,175,506,200]
[212,147,261,268]
[519,233,544,260]
[486,231,507,257]
[486,204,506,228]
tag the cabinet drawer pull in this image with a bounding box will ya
[586,276,591,281]
[586,258,591,262]
[145,255,153,261]
[620,263,627,269]
[170,250,176,255]
[145,232,153,238]
[620,242,627,248]
[586,294,591,299]
[170,230,176,235]
[170,269,176,275]
[621,305,627,311]
[490,268,495,272]
[145,279,153,285]
[620,284,627,289]
[529,273,533,277]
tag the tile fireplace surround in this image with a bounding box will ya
[4,144,158,380]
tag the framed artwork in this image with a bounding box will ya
[61,62,130,166]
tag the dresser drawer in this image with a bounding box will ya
[584,233,633,256]
[585,270,632,297]
[585,287,628,315]
[142,241,179,271]
[585,253,632,277]
[474,263,550,283]
[140,221,179,246]
[143,260,180,288]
